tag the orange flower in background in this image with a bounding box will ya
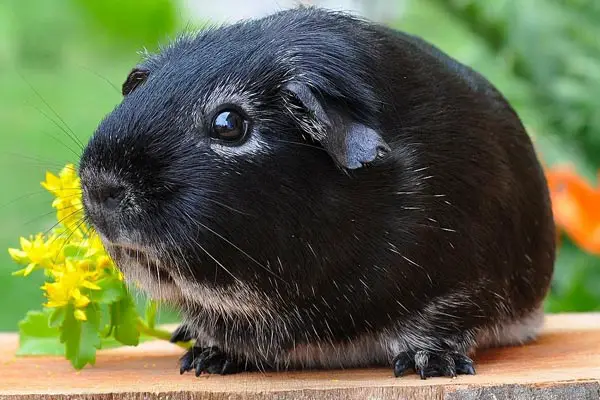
[546,165,600,255]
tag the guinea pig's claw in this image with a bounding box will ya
[392,350,475,379]
[392,352,415,377]
[179,346,197,374]
[455,356,476,376]
[179,345,244,376]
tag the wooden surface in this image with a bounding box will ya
[0,313,599,400]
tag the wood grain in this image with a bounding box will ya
[0,313,599,399]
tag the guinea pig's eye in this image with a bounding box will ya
[210,110,249,143]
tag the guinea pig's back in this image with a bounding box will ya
[370,24,555,328]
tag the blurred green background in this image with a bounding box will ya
[0,0,598,331]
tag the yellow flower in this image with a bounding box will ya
[41,164,80,198]
[42,259,101,321]
[82,234,104,258]
[73,310,88,321]
[41,164,85,233]
[9,234,65,276]
[56,198,85,233]
[13,163,124,323]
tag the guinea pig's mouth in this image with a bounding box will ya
[107,243,175,285]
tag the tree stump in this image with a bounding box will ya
[0,313,599,399]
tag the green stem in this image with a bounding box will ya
[136,318,192,349]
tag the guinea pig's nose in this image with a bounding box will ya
[91,186,125,210]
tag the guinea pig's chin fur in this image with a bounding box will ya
[105,243,183,303]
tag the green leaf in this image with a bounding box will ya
[17,309,63,356]
[111,292,140,346]
[145,299,158,330]
[89,277,125,304]
[60,304,101,370]
[48,307,66,328]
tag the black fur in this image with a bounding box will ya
[79,7,555,378]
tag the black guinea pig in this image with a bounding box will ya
[79,6,555,379]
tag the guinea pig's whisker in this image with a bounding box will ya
[45,192,82,199]
[189,236,242,284]
[0,190,68,211]
[80,66,121,94]
[17,192,84,210]
[149,247,163,303]
[44,134,82,161]
[22,209,68,228]
[161,210,199,280]
[163,222,191,283]
[203,198,254,217]
[51,218,87,263]
[1,152,76,170]
[36,207,85,235]
[195,220,287,284]
[20,74,85,150]
[25,106,82,159]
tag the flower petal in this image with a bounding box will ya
[74,293,91,308]
[12,268,27,276]
[8,248,27,262]
[82,281,101,290]
[23,263,37,276]
[46,300,68,308]
[19,237,31,250]
[74,309,87,321]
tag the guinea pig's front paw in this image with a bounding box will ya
[179,346,244,376]
[392,350,475,379]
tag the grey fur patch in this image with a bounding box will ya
[277,334,390,370]
[476,305,545,349]
[103,242,184,304]
[172,279,274,316]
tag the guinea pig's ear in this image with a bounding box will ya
[284,82,390,170]
[122,68,150,96]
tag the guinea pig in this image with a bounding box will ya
[79,6,555,379]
